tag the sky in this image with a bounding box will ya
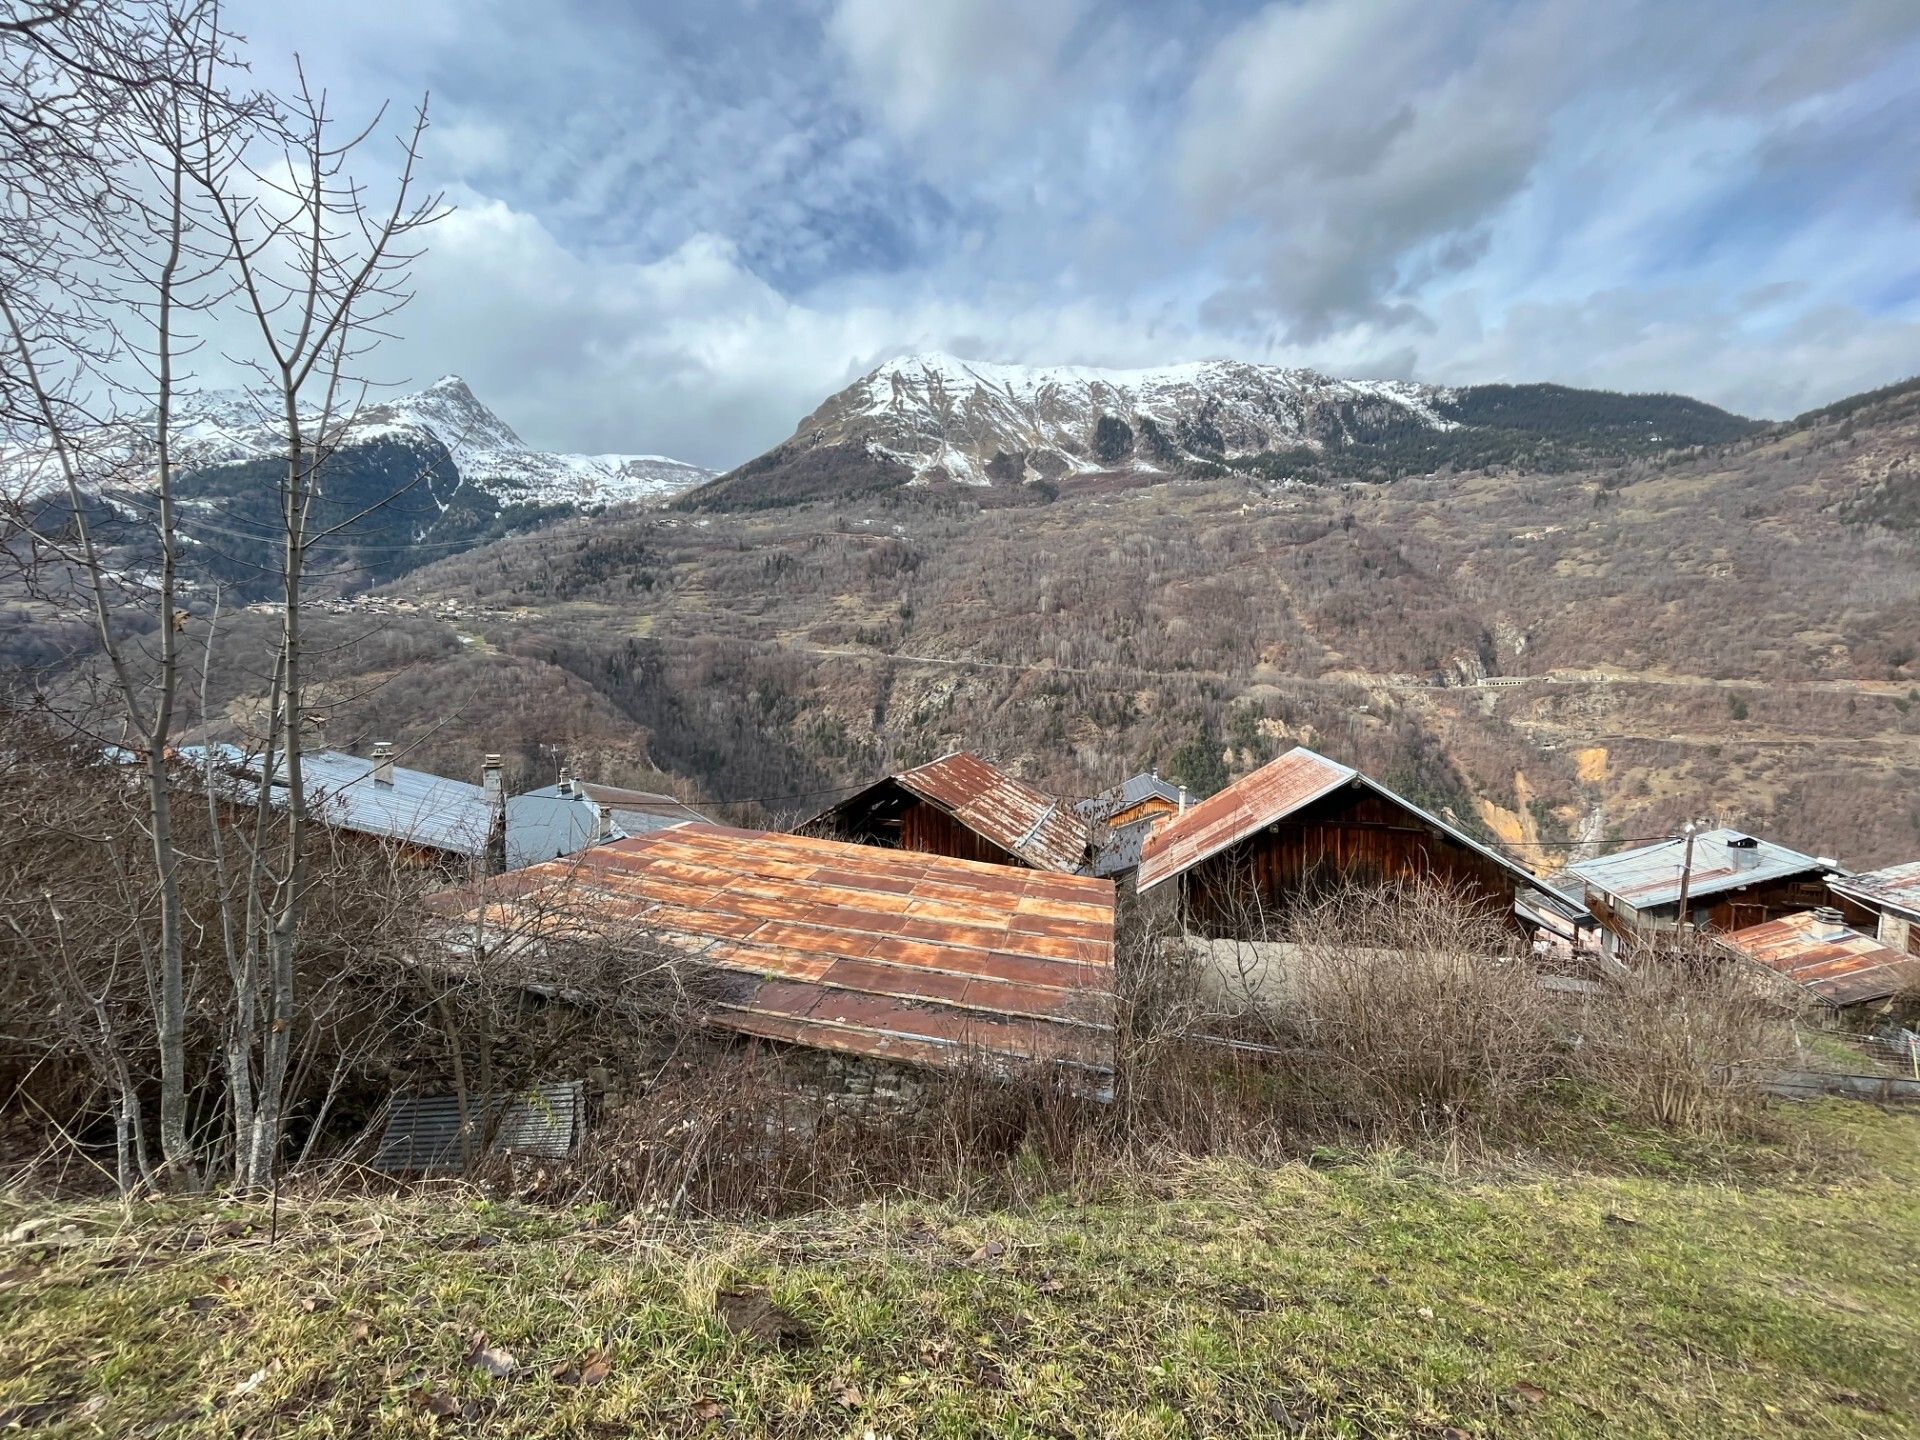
[223,0,1920,470]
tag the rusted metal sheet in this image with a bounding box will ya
[444,823,1117,1091]
[810,751,1089,874]
[1137,748,1353,892]
[1138,744,1544,897]
[1830,861,1920,925]
[1721,910,1920,1008]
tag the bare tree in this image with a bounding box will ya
[187,67,445,1189]
[0,1,443,1189]
[0,0,259,1184]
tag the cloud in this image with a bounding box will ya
[206,0,1920,466]
[1175,0,1920,339]
[827,0,1089,144]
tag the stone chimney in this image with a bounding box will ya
[556,766,574,798]
[1178,784,1190,814]
[371,741,395,787]
[595,802,615,842]
[482,754,503,808]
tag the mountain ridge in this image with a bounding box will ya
[682,351,1759,511]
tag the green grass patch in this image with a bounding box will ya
[2,1102,1916,1437]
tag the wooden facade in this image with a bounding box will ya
[1107,793,1179,832]
[1178,786,1530,938]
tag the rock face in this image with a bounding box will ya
[684,352,1757,511]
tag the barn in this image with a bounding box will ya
[1135,746,1546,936]
[805,751,1090,874]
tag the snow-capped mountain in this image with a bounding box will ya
[827,352,1457,485]
[684,351,1757,511]
[8,376,715,597]
[138,375,713,509]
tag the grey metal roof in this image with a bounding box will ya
[370,1080,584,1174]
[1089,815,1156,877]
[507,783,704,870]
[1566,828,1837,911]
[505,791,602,869]
[181,745,498,857]
[1829,861,1920,922]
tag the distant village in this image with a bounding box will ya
[169,731,1920,1159]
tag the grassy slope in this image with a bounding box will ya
[3,1105,1916,1438]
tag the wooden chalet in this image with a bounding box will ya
[1134,746,1547,936]
[1565,829,1839,946]
[805,751,1090,874]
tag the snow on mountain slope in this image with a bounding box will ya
[827,352,1456,485]
[17,376,713,509]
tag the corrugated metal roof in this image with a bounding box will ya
[188,746,497,858]
[1075,772,1183,822]
[1137,748,1352,892]
[371,1080,584,1173]
[818,751,1089,873]
[448,824,1117,1091]
[1830,861,1920,922]
[1720,911,1920,1007]
[1567,829,1834,911]
[1136,745,1547,898]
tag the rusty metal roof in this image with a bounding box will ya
[822,751,1090,873]
[1720,910,1920,1007]
[1830,861,1920,922]
[1567,829,1835,911]
[1136,745,1545,896]
[448,823,1117,1090]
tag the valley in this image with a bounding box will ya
[204,369,1919,872]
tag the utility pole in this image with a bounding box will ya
[1674,822,1699,930]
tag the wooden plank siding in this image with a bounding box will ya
[1179,787,1527,938]
[899,799,1027,868]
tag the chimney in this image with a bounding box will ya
[301,713,328,749]
[482,754,503,808]
[1811,905,1846,928]
[556,766,574,798]
[1726,834,1761,871]
[595,803,615,842]
[371,741,395,787]
[1178,784,1190,814]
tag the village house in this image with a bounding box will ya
[1716,907,1920,1016]
[185,740,510,873]
[1135,745,1549,936]
[1826,862,1920,957]
[188,742,702,877]
[1565,829,1840,946]
[445,822,1119,1096]
[1077,770,1187,880]
[506,771,706,869]
[805,751,1091,874]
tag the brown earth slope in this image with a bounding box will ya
[121,376,1919,871]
